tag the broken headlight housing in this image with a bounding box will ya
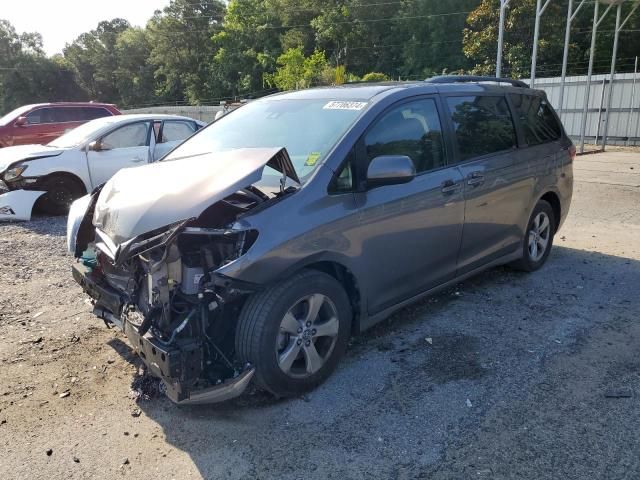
[4,164,28,182]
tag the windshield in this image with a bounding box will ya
[163,98,367,182]
[47,118,111,148]
[0,105,33,126]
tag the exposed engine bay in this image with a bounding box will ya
[69,147,299,404]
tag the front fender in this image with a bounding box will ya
[0,190,46,221]
[19,151,92,192]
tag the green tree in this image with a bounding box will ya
[147,0,226,104]
[362,72,390,82]
[265,48,334,90]
[210,0,283,99]
[114,28,158,107]
[63,19,131,100]
[0,20,86,113]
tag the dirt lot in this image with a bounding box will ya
[1,151,639,479]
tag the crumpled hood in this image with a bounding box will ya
[0,144,65,173]
[94,147,296,245]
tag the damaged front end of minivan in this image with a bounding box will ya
[68,147,299,404]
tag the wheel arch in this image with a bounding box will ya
[259,252,365,335]
[539,190,561,230]
[40,171,88,195]
[303,260,362,334]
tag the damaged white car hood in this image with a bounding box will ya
[0,144,65,173]
[94,147,295,245]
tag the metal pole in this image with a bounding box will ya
[497,0,509,78]
[579,1,598,153]
[531,0,552,88]
[531,0,543,87]
[631,56,639,146]
[595,78,607,145]
[601,4,622,151]
[579,2,613,153]
[558,0,573,117]
[602,2,639,150]
[559,0,586,119]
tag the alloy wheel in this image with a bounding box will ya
[528,211,551,262]
[276,294,340,378]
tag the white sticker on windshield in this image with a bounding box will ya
[323,101,367,111]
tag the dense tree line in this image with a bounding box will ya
[1,0,639,113]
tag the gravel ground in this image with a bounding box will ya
[0,151,639,479]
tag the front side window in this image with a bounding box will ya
[509,94,562,145]
[329,149,356,193]
[364,98,446,173]
[26,108,55,125]
[101,123,149,150]
[161,121,197,143]
[446,95,517,161]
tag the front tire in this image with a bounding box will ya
[236,269,352,397]
[38,175,85,215]
[512,199,555,272]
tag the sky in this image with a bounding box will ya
[3,0,172,56]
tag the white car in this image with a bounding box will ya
[0,114,206,219]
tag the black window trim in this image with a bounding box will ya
[442,92,520,165]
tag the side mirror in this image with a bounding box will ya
[88,140,107,152]
[14,116,27,127]
[366,155,416,188]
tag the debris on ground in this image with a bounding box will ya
[59,391,70,398]
[129,369,161,402]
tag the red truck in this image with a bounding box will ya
[0,102,121,148]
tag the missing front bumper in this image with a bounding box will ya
[72,261,254,405]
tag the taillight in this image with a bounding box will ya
[568,145,576,161]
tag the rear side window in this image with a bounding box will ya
[364,98,446,173]
[509,94,562,145]
[446,96,516,161]
[82,107,112,121]
[53,107,80,122]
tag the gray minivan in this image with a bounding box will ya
[68,76,574,404]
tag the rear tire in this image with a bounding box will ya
[512,199,555,272]
[38,175,85,215]
[236,269,352,398]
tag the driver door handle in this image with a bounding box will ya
[441,179,461,194]
[132,157,145,163]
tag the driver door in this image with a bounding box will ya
[86,121,152,188]
[352,97,465,314]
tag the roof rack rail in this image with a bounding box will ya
[424,75,529,88]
